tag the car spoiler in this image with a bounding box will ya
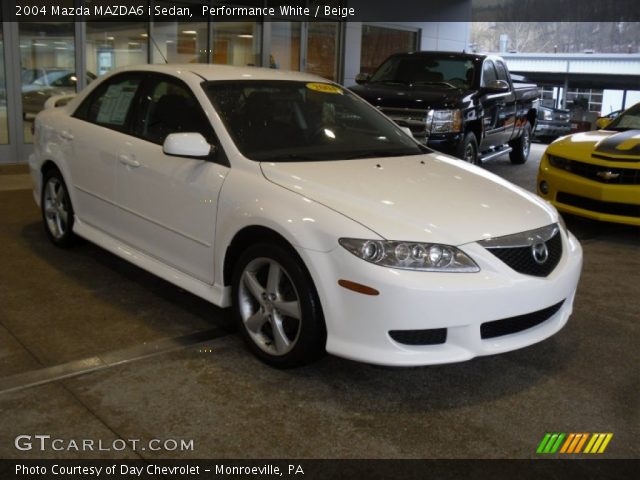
[44,93,76,110]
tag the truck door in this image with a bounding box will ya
[493,60,517,144]
[478,60,503,150]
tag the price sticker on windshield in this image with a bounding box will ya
[306,83,343,94]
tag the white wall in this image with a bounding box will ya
[601,90,640,115]
[343,22,470,85]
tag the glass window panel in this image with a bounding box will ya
[360,25,418,75]
[152,2,208,64]
[211,22,262,67]
[19,22,75,144]
[271,22,301,71]
[86,22,148,77]
[306,22,339,81]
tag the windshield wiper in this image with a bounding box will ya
[412,81,457,89]
[369,80,408,85]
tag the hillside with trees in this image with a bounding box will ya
[470,22,640,54]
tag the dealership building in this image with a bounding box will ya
[0,1,470,164]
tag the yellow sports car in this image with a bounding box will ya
[537,102,640,226]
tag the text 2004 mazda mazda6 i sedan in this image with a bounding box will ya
[29,64,583,368]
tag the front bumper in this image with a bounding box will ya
[300,230,582,366]
[537,156,640,226]
[534,122,571,138]
[426,133,463,156]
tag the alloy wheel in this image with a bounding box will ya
[43,177,70,240]
[238,257,302,356]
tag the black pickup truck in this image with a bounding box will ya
[350,51,539,164]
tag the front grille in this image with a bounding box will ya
[379,107,429,140]
[389,328,447,345]
[557,192,640,218]
[480,300,565,339]
[555,159,640,185]
[591,153,640,163]
[486,232,563,277]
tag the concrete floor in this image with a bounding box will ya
[0,143,638,460]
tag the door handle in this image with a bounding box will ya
[118,154,140,168]
[60,130,74,141]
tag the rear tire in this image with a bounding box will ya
[231,243,326,368]
[457,132,479,164]
[41,168,77,247]
[509,122,532,164]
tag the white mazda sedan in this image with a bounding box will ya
[29,64,582,368]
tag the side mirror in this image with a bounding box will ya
[483,79,510,93]
[355,72,371,85]
[595,117,612,130]
[163,132,212,158]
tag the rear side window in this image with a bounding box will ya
[74,74,143,131]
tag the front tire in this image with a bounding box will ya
[41,168,77,247]
[231,243,326,368]
[509,122,532,164]
[457,132,479,164]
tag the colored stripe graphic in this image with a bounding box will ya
[597,434,613,453]
[560,433,575,453]
[585,433,614,454]
[536,433,552,453]
[537,433,613,454]
[574,433,589,453]
[537,433,565,453]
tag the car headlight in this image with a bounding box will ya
[548,154,572,171]
[428,109,462,134]
[338,238,479,272]
[542,110,553,120]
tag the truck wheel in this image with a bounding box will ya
[509,123,531,164]
[458,132,478,164]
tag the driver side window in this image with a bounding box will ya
[135,76,215,146]
[481,61,497,87]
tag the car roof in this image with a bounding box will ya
[111,63,329,83]
[390,51,487,62]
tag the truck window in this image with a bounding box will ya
[494,61,509,82]
[481,61,497,87]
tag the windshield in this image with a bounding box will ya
[369,55,476,89]
[608,104,640,131]
[204,80,426,161]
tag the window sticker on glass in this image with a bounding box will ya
[96,84,137,126]
[306,83,343,95]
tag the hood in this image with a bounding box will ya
[350,83,467,110]
[548,129,640,159]
[260,154,557,246]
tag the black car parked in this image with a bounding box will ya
[350,51,539,164]
[533,105,571,142]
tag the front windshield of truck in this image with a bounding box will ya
[204,80,427,161]
[369,55,476,89]
[608,104,640,131]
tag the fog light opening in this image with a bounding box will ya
[539,180,549,195]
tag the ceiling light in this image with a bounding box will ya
[182,30,197,35]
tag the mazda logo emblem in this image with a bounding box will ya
[532,242,549,265]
